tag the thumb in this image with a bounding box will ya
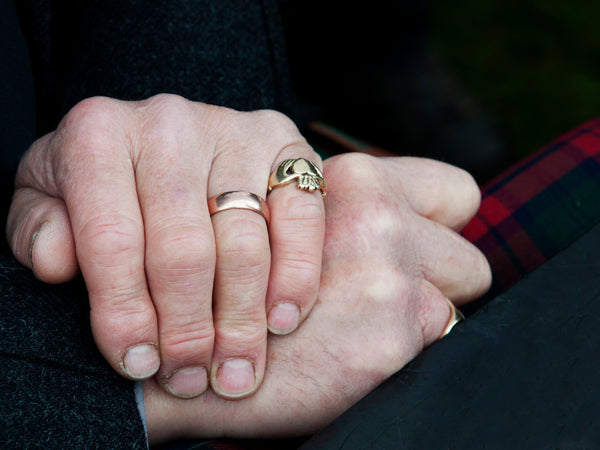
[7,187,78,283]
[7,132,78,283]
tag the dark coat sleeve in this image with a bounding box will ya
[0,252,147,449]
[15,0,296,136]
[302,222,600,449]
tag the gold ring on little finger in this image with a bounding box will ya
[437,298,465,341]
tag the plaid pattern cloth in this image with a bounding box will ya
[308,119,600,294]
[462,117,600,293]
[158,117,600,450]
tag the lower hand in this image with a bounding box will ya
[144,153,491,443]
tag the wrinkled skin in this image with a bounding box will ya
[6,95,326,399]
[144,154,491,443]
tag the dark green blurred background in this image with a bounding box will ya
[431,0,600,162]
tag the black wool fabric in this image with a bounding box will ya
[16,0,295,136]
[0,253,146,449]
[303,222,600,449]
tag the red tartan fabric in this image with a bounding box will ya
[463,117,600,292]
[308,118,600,294]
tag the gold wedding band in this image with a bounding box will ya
[268,158,327,197]
[207,191,270,224]
[437,298,465,341]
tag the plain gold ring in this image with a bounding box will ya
[437,298,465,341]
[207,191,270,224]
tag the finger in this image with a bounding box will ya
[209,207,270,399]
[52,98,160,380]
[386,157,482,231]
[206,109,315,399]
[411,217,491,305]
[322,153,490,304]
[206,150,270,398]
[416,279,465,348]
[322,153,481,230]
[7,187,78,283]
[134,96,216,398]
[266,149,325,335]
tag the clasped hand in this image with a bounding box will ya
[7,94,326,399]
[7,95,491,415]
[144,152,492,443]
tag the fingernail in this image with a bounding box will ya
[122,343,160,379]
[165,366,208,399]
[268,302,301,335]
[214,358,256,398]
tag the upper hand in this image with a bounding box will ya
[6,94,325,399]
[144,153,492,443]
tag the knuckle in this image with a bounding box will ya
[368,201,401,237]
[279,191,325,222]
[160,327,215,363]
[139,93,191,122]
[148,224,215,276]
[328,152,380,187]
[78,214,143,263]
[275,258,320,303]
[93,283,147,310]
[247,109,307,149]
[62,96,118,126]
[53,98,127,181]
[343,201,399,253]
[144,93,189,108]
[363,266,410,305]
[137,94,194,150]
[59,97,120,144]
[15,133,56,191]
[90,295,156,344]
[214,318,267,350]
[216,220,269,272]
[252,109,297,132]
